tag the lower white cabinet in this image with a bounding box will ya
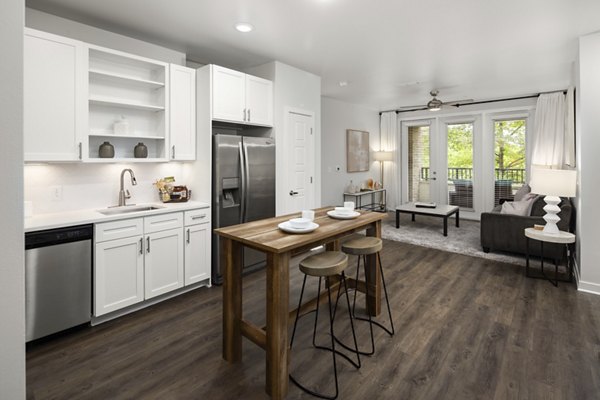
[185,222,211,285]
[94,208,210,317]
[94,235,144,316]
[145,228,184,299]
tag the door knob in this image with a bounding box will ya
[289,190,299,196]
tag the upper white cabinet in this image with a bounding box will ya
[211,65,273,127]
[86,46,169,162]
[169,64,196,161]
[24,29,86,162]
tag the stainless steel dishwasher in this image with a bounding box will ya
[25,224,93,341]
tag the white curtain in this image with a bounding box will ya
[531,92,566,167]
[564,86,576,167]
[380,111,399,209]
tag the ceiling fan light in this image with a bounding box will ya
[427,98,442,111]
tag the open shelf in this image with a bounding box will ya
[89,131,165,140]
[89,69,165,88]
[89,96,165,111]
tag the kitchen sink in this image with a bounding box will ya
[97,205,165,215]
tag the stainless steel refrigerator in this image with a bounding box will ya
[212,134,276,284]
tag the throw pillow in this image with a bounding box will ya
[500,193,538,216]
[514,184,531,201]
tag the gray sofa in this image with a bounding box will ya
[480,196,573,261]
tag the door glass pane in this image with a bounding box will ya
[407,126,430,202]
[447,123,474,210]
[494,119,526,206]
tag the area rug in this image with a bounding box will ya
[381,212,525,265]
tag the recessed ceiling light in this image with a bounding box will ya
[339,81,348,87]
[235,22,254,33]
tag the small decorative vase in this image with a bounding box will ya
[98,141,114,158]
[134,142,148,158]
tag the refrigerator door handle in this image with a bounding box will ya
[239,142,247,223]
[242,141,251,220]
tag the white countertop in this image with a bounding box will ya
[25,201,210,232]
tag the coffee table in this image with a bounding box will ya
[395,203,460,236]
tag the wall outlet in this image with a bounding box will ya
[50,185,63,201]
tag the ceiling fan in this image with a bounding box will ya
[397,90,474,112]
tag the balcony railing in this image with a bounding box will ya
[420,167,525,183]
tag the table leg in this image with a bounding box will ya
[525,237,530,277]
[395,210,400,229]
[443,217,448,237]
[456,209,460,227]
[265,251,290,399]
[222,238,243,362]
[411,213,415,222]
[366,220,382,316]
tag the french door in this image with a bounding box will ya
[401,117,481,217]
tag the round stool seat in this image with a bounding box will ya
[342,236,383,255]
[299,251,348,277]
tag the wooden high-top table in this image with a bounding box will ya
[214,207,386,399]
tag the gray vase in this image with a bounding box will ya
[98,141,114,158]
[134,142,148,158]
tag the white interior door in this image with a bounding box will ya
[284,110,315,214]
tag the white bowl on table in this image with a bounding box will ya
[289,217,312,229]
[334,207,353,215]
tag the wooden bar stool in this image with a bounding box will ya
[340,236,394,356]
[289,251,361,400]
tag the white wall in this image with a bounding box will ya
[26,8,185,64]
[0,0,25,397]
[321,97,381,207]
[576,32,600,294]
[24,163,196,214]
[247,61,321,215]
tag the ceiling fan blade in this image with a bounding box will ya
[396,106,429,112]
[444,99,474,106]
[396,104,427,110]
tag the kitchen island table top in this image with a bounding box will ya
[214,207,387,399]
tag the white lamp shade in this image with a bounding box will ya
[530,167,576,197]
[373,151,393,162]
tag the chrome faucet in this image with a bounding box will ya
[118,168,137,206]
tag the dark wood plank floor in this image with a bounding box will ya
[26,240,600,399]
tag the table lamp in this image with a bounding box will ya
[530,167,576,234]
[373,151,393,187]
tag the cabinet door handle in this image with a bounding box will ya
[146,236,150,253]
[243,108,247,121]
[78,142,82,160]
[289,190,299,196]
[247,109,251,122]
[139,237,143,255]
[186,228,190,244]
[172,145,175,159]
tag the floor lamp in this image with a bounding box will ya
[373,151,393,187]
[530,167,576,234]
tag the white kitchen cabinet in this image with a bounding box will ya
[169,64,196,160]
[145,228,184,299]
[95,235,144,316]
[94,212,185,316]
[24,28,86,162]
[184,208,211,285]
[245,74,273,126]
[211,65,273,127]
[86,45,169,162]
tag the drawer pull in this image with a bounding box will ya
[192,215,206,220]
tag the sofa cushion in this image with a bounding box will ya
[500,193,538,216]
[514,184,531,201]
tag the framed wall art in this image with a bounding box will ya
[346,129,370,172]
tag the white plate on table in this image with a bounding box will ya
[327,210,361,220]
[278,221,319,234]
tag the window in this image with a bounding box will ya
[494,119,526,206]
[407,125,431,202]
[447,123,474,210]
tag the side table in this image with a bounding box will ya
[343,189,386,212]
[524,227,575,287]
